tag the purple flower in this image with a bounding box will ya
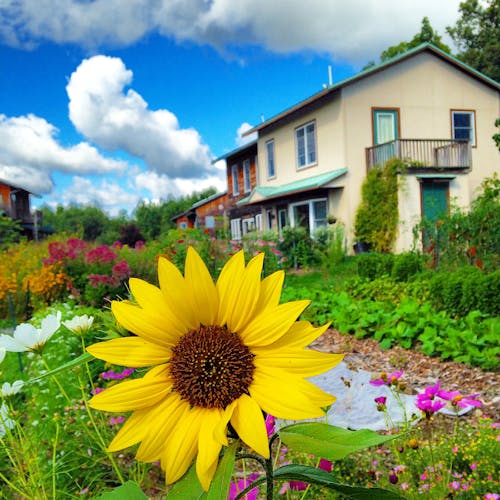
[437,389,483,409]
[370,370,403,387]
[415,381,447,415]
[484,494,500,500]
[229,473,259,500]
[319,458,333,473]
[265,414,275,437]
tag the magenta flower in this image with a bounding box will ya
[416,382,448,415]
[437,389,483,409]
[229,473,259,500]
[265,414,275,437]
[484,494,500,500]
[370,370,403,387]
[319,458,333,473]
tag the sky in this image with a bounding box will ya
[0,0,463,216]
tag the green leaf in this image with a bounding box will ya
[167,463,205,499]
[97,481,148,499]
[279,423,397,461]
[274,464,405,499]
[29,352,94,383]
[206,440,239,500]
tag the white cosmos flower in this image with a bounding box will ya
[0,312,61,353]
[1,380,24,397]
[63,314,94,335]
[0,402,15,437]
[0,347,5,364]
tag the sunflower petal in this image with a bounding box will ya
[214,402,236,446]
[184,247,218,326]
[196,409,225,491]
[216,251,245,326]
[253,349,343,377]
[89,365,171,412]
[250,368,335,420]
[107,408,151,452]
[136,394,187,462]
[111,301,178,348]
[162,406,204,485]
[158,257,198,330]
[266,321,330,350]
[254,270,284,314]
[231,394,269,458]
[129,278,187,336]
[87,337,171,367]
[240,300,310,347]
[228,252,264,332]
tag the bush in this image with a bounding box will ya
[356,253,394,280]
[279,226,317,270]
[391,252,425,282]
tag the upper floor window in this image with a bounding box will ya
[266,140,275,178]
[231,164,239,196]
[243,159,251,193]
[295,121,316,168]
[452,110,476,147]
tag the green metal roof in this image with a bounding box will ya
[212,140,257,164]
[191,191,227,209]
[238,168,347,205]
[416,174,457,179]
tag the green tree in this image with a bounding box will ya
[0,215,24,248]
[446,0,500,81]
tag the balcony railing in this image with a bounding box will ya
[366,139,471,171]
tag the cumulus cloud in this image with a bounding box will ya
[0,0,461,63]
[235,122,257,147]
[0,113,127,194]
[66,55,213,178]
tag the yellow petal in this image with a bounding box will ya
[228,252,264,333]
[267,321,330,350]
[216,250,245,326]
[158,257,198,330]
[254,270,284,314]
[249,368,335,420]
[253,349,343,377]
[136,394,187,462]
[184,247,218,326]
[129,278,187,337]
[240,300,310,347]
[107,408,151,452]
[214,402,236,446]
[162,406,204,485]
[196,409,225,491]
[87,337,171,367]
[111,301,178,348]
[231,394,269,458]
[89,365,171,412]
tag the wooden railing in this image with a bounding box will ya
[366,139,472,171]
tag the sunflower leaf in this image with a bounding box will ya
[206,440,239,500]
[274,464,405,499]
[29,352,94,383]
[168,463,205,499]
[96,480,148,499]
[279,422,398,460]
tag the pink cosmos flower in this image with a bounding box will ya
[437,389,483,409]
[265,414,275,437]
[370,370,403,387]
[415,381,447,414]
[229,473,259,500]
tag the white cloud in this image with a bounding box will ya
[66,55,213,178]
[0,0,462,63]
[0,113,126,194]
[235,122,257,147]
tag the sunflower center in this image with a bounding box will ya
[170,325,255,409]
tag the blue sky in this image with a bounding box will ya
[0,0,462,215]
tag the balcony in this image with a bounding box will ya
[365,139,472,172]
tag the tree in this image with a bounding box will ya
[363,17,451,70]
[446,0,500,81]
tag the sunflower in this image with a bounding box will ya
[87,247,342,490]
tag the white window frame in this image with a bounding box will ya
[255,213,263,231]
[266,209,274,230]
[266,140,276,179]
[295,121,317,169]
[242,217,255,235]
[179,221,187,229]
[230,218,242,240]
[231,164,239,196]
[243,159,251,193]
[278,208,288,232]
[289,198,328,236]
[451,110,476,147]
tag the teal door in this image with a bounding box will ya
[373,109,399,165]
[421,182,449,250]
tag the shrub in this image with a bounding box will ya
[356,253,395,280]
[279,226,317,270]
[391,252,425,282]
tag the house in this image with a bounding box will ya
[0,179,48,239]
[235,43,499,252]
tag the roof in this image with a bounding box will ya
[212,140,258,163]
[191,191,227,209]
[245,43,500,136]
[238,168,348,205]
[0,178,41,197]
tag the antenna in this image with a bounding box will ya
[328,65,333,86]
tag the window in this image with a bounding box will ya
[266,209,274,230]
[242,218,255,235]
[290,198,328,236]
[230,218,241,240]
[255,213,263,231]
[266,140,275,178]
[231,164,239,195]
[243,159,251,193]
[295,121,316,168]
[278,208,288,232]
[452,110,476,146]
[179,221,187,229]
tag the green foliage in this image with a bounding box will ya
[494,118,500,151]
[0,215,24,248]
[279,226,317,269]
[354,159,400,252]
[446,0,500,81]
[313,224,347,275]
[391,252,425,282]
[356,253,395,280]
